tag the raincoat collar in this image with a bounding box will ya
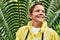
[27,21,48,37]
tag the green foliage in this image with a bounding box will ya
[0,0,60,40]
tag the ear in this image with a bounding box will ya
[28,13,32,19]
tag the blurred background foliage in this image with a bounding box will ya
[0,0,60,40]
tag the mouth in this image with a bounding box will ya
[36,15,45,22]
[36,15,45,18]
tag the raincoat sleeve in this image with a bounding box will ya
[16,28,22,40]
[52,30,59,40]
[16,26,27,40]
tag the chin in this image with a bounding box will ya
[37,19,44,22]
[39,20,44,22]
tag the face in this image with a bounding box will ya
[29,5,45,22]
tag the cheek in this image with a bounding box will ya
[32,12,38,16]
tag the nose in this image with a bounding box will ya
[39,11,44,14]
[38,11,45,16]
[40,11,43,14]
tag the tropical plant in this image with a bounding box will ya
[0,0,60,40]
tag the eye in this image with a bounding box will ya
[42,10,45,13]
[35,10,40,12]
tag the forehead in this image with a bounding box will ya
[33,5,45,10]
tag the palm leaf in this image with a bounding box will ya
[0,0,60,40]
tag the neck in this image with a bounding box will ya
[32,20,42,28]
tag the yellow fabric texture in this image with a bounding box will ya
[16,21,59,40]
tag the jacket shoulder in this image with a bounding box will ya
[47,27,59,40]
[16,26,28,40]
[16,26,28,34]
[48,27,57,34]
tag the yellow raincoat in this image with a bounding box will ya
[16,21,59,40]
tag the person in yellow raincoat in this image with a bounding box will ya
[16,2,59,40]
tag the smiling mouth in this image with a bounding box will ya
[37,15,45,18]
